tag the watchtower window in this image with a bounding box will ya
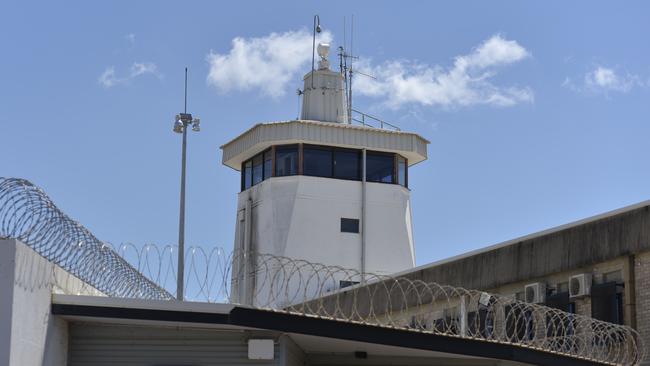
[240,144,408,191]
[242,160,252,190]
[275,145,299,177]
[334,149,361,180]
[366,152,394,183]
[252,154,263,185]
[303,145,333,177]
[263,150,273,179]
[397,155,407,187]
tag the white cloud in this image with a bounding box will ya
[130,62,158,77]
[206,29,332,97]
[98,67,119,88]
[585,66,635,92]
[354,35,533,109]
[205,32,531,109]
[98,62,160,88]
[564,65,641,94]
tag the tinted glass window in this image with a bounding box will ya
[252,154,263,185]
[263,150,273,180]
[334,149,360,180]
[243,160,252,190]
[303,146,332,177]
[340,218,360,233]
[397,155,407,187]
[366,152,394,183]
[275,145,298,176]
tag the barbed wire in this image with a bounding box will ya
[0,177,645,365]
[0,177,173,300]
[238,252,646,365]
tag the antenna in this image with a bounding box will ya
[348,15,354,123]
[184,67,188,114]
[338,15,359,124]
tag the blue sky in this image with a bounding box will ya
[2,1,650,267]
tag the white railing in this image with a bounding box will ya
[351,109,401,131]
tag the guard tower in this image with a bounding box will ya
[221,43,429,305]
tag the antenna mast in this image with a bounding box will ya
[338,15,357,124]
[349,15,354,124]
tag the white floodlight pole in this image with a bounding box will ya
[176,68,188,301]
[175,67,196,301]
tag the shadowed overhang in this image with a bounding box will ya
[52,295,604,366]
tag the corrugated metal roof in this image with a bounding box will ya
[220,120,429,170]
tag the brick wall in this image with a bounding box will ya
[635,251,650,365]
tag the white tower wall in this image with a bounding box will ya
[232,176,415,306]
[300,70,348,124]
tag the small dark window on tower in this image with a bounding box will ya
[340,218,360,233]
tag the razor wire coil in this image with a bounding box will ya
[0,177,173,300]
[0,177,645,365]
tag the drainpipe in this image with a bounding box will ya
[460,295,467,337]
[361,149,366,283]
[625,254,637,329]
[243,196,253,306]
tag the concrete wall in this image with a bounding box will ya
[233,175,416,306]
[238,175,415,274]
[0,239,102,366]
[635,251,650,365]
[399,204,650,293]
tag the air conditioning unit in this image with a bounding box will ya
[569,273,592,299]
[524,282,546,303]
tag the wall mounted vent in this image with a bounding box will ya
[524,282,546,303]
[569,273,592,299]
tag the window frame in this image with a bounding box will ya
[396,154,408,188]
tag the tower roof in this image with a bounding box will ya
[220,119,429,170]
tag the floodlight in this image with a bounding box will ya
[173,117,184,133]
[192,118,200,132]
[317,43,330,59]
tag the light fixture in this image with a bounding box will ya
[179,113,193,123]
[191,118,200,132]
[316,24,321,33]
[173,116,184,133]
